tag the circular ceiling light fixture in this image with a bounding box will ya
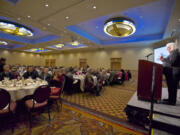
[104,17,136,38]
[70,41,80,46]
[0,20,33,37]
[0,41,8,45]
[55,44,64,48]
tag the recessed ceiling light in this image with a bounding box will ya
[45,4,49,7]
[47,23,51,26]
[17,18,21,20]
[93,6,96,9]
[27,15,31,18]
[65,16,69,19]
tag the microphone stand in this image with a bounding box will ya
[146,53,153,61]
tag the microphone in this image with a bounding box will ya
[146,53,153,57]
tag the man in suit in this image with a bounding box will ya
[160,42,180,105]
[23,66,39,79]
[0,64,14,81]
[39,67,52,82]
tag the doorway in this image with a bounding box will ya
[79,58,87,68]
[110,58,122,71]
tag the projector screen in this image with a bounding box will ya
[154,46,169,64]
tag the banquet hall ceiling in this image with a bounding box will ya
[0,0,179,53]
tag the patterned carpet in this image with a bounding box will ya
[62,80,137,120]
[0,104,145,135]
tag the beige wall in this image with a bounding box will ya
[0,46,153,70]
[0,49,43,66]
[43,46,153,70]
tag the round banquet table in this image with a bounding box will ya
[0,81,47,101]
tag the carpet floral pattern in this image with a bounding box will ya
[0,104,144,135]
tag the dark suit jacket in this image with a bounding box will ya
[162,49,180,67]
[163,49,180,81]
[0,72,14,81]
[23,71,39,79]
[39,72,52,82]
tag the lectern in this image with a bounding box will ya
[137,60,163,101]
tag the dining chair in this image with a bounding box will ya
[49,77,65,112]
[0,88,17,132]
[63,76,74,95]
[25,85,51,129]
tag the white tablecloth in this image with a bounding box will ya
[0,82,47,101]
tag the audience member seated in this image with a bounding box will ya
[125,71,129,80]
[23,66,39,79]
[120,69,125,82]
[11,67,20,79]
[85,68,100,96]
[0,65,14,81]
[39,67,52,83]
[109,70,117,85]
[59,68,66,86]
[49,69,62,88]
[66,67,74,79]
[127,70,132,80]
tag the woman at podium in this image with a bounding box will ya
[160,42,180,105]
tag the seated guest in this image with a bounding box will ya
[102,70,109,85]
[127,70,132,80]
[49,69,61,88]
[39,67,52,82]
[125,71,129,80]
[85,68,100,96]
[120,69,125,82]
[18,66,26,77]
[59,68,66,85]
[0,64,14,81]
[11,67,20,79]
[109,70,116,85]
[23,66,39,79]
[66,68,73,79]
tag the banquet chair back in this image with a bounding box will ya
[26,85,51,129]
[84,76,94,92]
[33,85,51,103]
[0,88,16,133]
[63,76,73,94]
[84,76,95,92]
[0,88,10,110]
[49,78,65,112]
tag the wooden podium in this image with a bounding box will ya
[137,60,163,101]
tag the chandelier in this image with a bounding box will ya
[25,48,50,53]
[70,41,80,46]
[0,20,33,37]
[0,41,8,45]
[54,44,64,48]
[104,17,136,37]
